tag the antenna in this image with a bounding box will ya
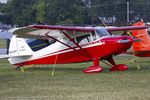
[127,1,130,22]
[98,17,107,27]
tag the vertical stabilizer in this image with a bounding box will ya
[9,35,33,57]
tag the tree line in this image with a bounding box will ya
[0,0,150,26]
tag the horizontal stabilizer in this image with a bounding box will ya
[0,54,32,59]
[0,55,9,59]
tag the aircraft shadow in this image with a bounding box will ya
[23,65,150,73]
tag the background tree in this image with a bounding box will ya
[35,0,46,23]
[0,0,150,26]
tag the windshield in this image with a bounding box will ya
[96,28,111,37]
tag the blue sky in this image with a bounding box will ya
[0,0,7,3]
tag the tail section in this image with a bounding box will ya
[131,21,150,57]
[0,30,33,59]
[9,35,33,57]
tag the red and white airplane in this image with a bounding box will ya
[0,24,147,73]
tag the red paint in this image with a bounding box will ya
[83,58,103,73]
[109,64,128,71]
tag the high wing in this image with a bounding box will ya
[14,25,95,39]
[107,26,148,34]
[13,25,148,39]
[107,26,148,31]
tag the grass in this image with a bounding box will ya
[0,39,7,48]
[0,56,150,100]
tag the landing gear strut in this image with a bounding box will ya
[16,66,21,71]
[83,58,103,73]
[107,57,128,71]
[15,64,33,72]
[83,56,128,73]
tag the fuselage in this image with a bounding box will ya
[8,27,134,66]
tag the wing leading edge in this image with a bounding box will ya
[13,24,148,39]
[14,25,95,39]
[107,26,148,31]
[0,55,10,59]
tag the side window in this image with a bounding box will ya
[67,38,75,46]
[96,28,110,38]
[76,34,92,45]
[27,39,56,51]
[49,39,56,45]
[91,31,96,41]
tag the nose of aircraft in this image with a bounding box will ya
[101,35,134,44]
[116,36,134,44]
[101,35,134,54]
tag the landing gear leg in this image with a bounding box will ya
[83,58,103,73]
[15,65,33,72]
[107,57,128,71]
[15,63,23,71]
[16,66,21,71]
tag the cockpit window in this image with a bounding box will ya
[96,28,110,37]
[27,39,56,51]
[91,31,96,41]
[76,34,92,45]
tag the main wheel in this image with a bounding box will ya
[109,64,128,71]
[83,66,103,73]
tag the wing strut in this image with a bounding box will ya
[46,34,89,58]
[45,32,91,58]
[45,33,76,51]
[62,31,91,58]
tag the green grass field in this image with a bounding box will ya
[0,56,150,100]
[0,39,7,48]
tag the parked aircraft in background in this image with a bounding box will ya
[0,24,147,73]
[130,21,150,57]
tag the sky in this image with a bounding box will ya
[0,0,7,3]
